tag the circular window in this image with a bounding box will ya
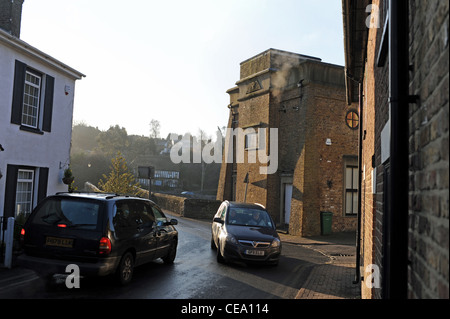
[346,110,359,129]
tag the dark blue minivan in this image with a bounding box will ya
[19,192,178,285]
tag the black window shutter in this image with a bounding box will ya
[11,60,27,125]
[37,167,49,203]
[4,165,19,218]
[42,75,55,132]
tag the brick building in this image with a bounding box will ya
[342,0,448,298]
[217,49,359,236]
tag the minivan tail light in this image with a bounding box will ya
[20,228,25,236]
[99,237,111,255]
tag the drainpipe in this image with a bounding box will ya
[354,82,364,284]
[386,0,410,299]
[243,172,249,203]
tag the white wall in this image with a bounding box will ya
[0,39,80,217]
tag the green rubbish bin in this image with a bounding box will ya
[320,211,333,235]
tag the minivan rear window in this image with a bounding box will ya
[31,198,101,230]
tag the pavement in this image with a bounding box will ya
[0,231,361,299]
[278,231,361,299]
[0,255,45,298]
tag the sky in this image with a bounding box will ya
[20,0,345,139]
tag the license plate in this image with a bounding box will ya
[245,249,265,256]
[46,236,73,248]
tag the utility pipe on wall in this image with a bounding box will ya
[386,0,410,299]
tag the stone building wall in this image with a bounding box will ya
[218,49,358,236]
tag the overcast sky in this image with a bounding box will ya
[20,0,345,139]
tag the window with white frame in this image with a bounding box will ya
[11,60,55,133]
[22,71,42,128]
[345,165,358,215]
[15,169,35,216]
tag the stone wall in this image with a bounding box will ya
[152,192,221,220]
[151,193,186,216]
[183,198,221,220]
[84,182,220,220]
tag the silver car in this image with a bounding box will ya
[211,201,281,265]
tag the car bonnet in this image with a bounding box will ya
[226,224,279,241]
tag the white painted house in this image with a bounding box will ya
[0,0,84,220]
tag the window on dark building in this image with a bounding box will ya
[245,131,258,150]
[345,165,358,215]
[346,110,359,129]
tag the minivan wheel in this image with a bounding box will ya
[117,252,134,286]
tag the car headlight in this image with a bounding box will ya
[226,234,238,245]
[271,238,281,248]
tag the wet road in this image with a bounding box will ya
[15,214,328,299]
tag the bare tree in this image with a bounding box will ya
[197,129,212,192]
[149,119,161,139]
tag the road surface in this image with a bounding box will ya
[3,214,329,299]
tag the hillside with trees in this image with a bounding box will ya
[70,122,220,197]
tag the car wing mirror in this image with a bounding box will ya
[159,219,178,227]
[213,217,224,224]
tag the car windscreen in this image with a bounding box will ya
[226,208,274,228]
[30,197,102,230]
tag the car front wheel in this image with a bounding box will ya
[216,242,225,263]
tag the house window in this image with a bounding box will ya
[345,166,358,215]
[22,71,42,128]
[11,60,55,133]
[245,131,258,150]
[15,169,35,216]
[346,110,359,129]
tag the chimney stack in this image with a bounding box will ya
[0,0,24,38]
